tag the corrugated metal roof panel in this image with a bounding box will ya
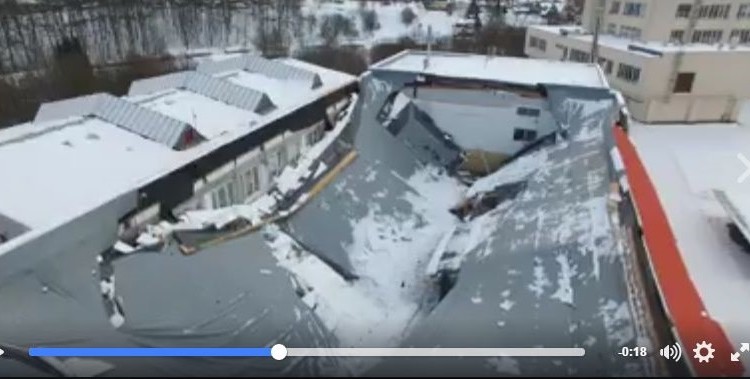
[34,93,199,150]
[129,71,276,114]
[197,55,323,89]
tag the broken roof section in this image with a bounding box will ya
[34,93,203,150]
[0,231,341,376]
[197,54,323,89]
[128,71,276,115]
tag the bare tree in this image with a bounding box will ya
[400,6,416,26]
[319,13,357,47]
[360,8,380,35]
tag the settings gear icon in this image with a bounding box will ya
[693,341,715,363]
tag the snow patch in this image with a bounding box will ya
[550,253,575,306]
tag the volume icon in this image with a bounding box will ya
[659,343,682,361]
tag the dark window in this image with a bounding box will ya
[670,30,685,43]
[673,72,695,93]
[569,49,591,62]
[676,3,692,18]
[623,2,646,16]
[617,63,641,83]
[610,1,621,14]
[517,107,541,117]
[513,128,538,142]
[697,4,731,19]
[692,29,723,43]
[730,29,750,43]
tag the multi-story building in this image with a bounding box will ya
[525,0,750,123]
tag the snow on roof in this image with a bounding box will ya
[197,54,323,89]
[128,71,276,114]
[531,25,750,55]
[372,50,608,88]
[0,118,176,229]
[34,93,199,149]
[0,55,355,241]
[132,90,260,140]
[630,123,750,370]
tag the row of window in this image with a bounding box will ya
[669,28,750,44]
[676,3,750,19]
[610,1,646,17]
[605,23,642,40]
[208,123,326,209]
[529,36,547,52]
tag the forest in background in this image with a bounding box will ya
[0,0,529,127]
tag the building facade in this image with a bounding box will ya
[525,0,750,123]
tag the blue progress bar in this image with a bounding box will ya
[29,347,272,357]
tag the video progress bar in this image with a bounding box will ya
[29,346,585,360]
[285,347,585,358]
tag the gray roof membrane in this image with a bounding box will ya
[0,232,341,376]
[285,73,462,279]
[371,89,647,376]
[197,55,323,89]
[0,212,29,242]
[128,71,276,115]
[33,93,199,150]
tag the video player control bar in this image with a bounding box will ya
[27,346,585,361]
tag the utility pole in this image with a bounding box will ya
[590,0,605,63]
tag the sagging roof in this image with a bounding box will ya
[34,93,202,150]
[0,232,341,376]
[198,55,323,89]
[128,71,276,115]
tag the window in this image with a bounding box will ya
[569,49,591,63]
[276,146,288,168]
[242,166,260,197]
[513,128,538,142]
[697,4,730,19]
[609,1,621,14]
[623,2,646,16]
[618,25,642,40]
[673,72,695,93]
[211,184,232,208]
[730,29,750,44]
[616,63,641,83]
[670,29,685,43]
[529,36,547,51]
[739,4,750,19]
[305,122,324,146]
[675,3,692,18]
[598,57,614,74]
[691,29,723,43]
[517,107,541,117]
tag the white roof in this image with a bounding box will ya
[0,118,176,229]
[132,90,260,140]
[0,56,356,242]
[372,50,607,88]
[531,25,750,54]
[631,123,750,370]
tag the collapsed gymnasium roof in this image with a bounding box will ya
[0,51,650,377]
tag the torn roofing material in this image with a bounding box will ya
[368,84,651,375]
[128,71,276,115]
[285,72,464,279]
[0,232,341,376]
[197,55,323,89]
[33,93,202,150]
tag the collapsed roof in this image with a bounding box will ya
[0,51,649,377]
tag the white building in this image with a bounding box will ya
[525,0,750,123]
